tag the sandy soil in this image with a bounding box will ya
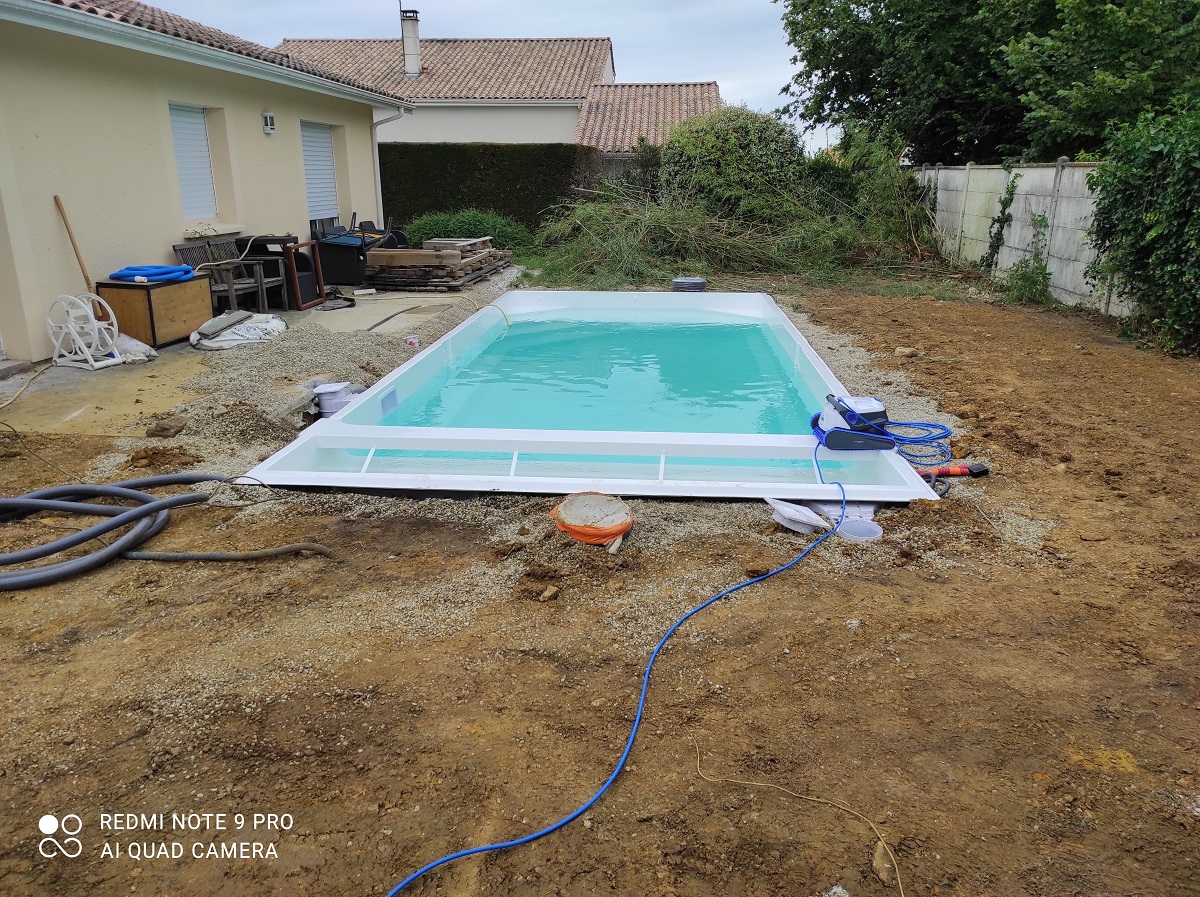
[0,279,1197,897]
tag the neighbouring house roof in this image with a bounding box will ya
[28,0,411,104]
[574,82,722,153]
[277,37,615,102]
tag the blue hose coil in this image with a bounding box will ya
[385,456,848,895]
[108,265,194,283]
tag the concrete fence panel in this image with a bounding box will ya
[917,161,1125,315]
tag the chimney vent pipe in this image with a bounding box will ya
[401,7,421,77]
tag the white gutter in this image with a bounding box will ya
[1,0,414,114]
[371,107,412,224]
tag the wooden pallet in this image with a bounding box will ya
[367,256,510,288]
[366,249,511,288]
[421,237,493,253]
[367,257,511,292]
[366,249,508,275]
[366,248,463,267]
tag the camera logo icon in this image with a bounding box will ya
[38,814,82,858]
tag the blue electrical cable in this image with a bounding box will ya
[881,419,953,466]
[384,457,848,895]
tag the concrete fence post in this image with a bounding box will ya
[1046,155,1068,276]
[955,161,973,261]
[919,163,931,219]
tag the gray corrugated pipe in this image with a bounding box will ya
[0,474,227,590]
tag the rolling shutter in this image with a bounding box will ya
[300,121,339,220]
[168,103,218,220]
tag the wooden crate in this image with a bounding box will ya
[94,275,212,347]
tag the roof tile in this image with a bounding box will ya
[35,0,407,102]
[278,38,615,102]
[574,82,722,153]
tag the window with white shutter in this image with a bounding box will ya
[300,121,339,220]
[168,103,218,220]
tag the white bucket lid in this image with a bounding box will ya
[835,517,883,541]
[764,498,830,531]
[771,510,818,533]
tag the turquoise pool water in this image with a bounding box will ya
[377,321,825,433]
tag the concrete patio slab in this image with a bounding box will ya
[0,346,205,436]
[279,292,462,334]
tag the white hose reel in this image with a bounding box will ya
[46,293,123,370]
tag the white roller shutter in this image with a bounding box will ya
[168,103,218,220]
[300,121,339,220]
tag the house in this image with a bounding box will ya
[278,9,720,151]
[279,24,615,145]
[0,0,413,362]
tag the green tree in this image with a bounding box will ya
[1004,0,1200,159]
[777,0,1057,163]
[658,105,807,223]
[1087,101,1200,353]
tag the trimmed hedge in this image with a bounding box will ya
[379,143,599,229]
[403,210,532,252]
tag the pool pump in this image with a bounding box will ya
[811,395,897,451]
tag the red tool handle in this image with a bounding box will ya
[919,462,990,478]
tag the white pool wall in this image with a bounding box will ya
[244,291,939,502]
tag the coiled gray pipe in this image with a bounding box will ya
[0,474,228,591]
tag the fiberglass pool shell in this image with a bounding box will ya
[243,291,938,502]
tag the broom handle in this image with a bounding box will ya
[53,194,92,292]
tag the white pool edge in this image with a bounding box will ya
[244,291,939,502]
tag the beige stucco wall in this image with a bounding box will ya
[0,21,381,361]
[378,103,581,144]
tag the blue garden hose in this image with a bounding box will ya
[108,265,194,283]
[385,458,848,895]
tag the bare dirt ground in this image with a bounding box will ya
[1,279,1197,897]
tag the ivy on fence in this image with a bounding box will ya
[1087,102,1200,353]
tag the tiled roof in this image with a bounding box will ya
[34,0,408,102]
[574,82,722,153]
[277,38,615,102]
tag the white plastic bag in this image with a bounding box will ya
[190,314,287,350]
[113,333,159,363]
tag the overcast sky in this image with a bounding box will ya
[149,0,813,128]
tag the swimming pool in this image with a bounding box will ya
[244,291,937,502]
